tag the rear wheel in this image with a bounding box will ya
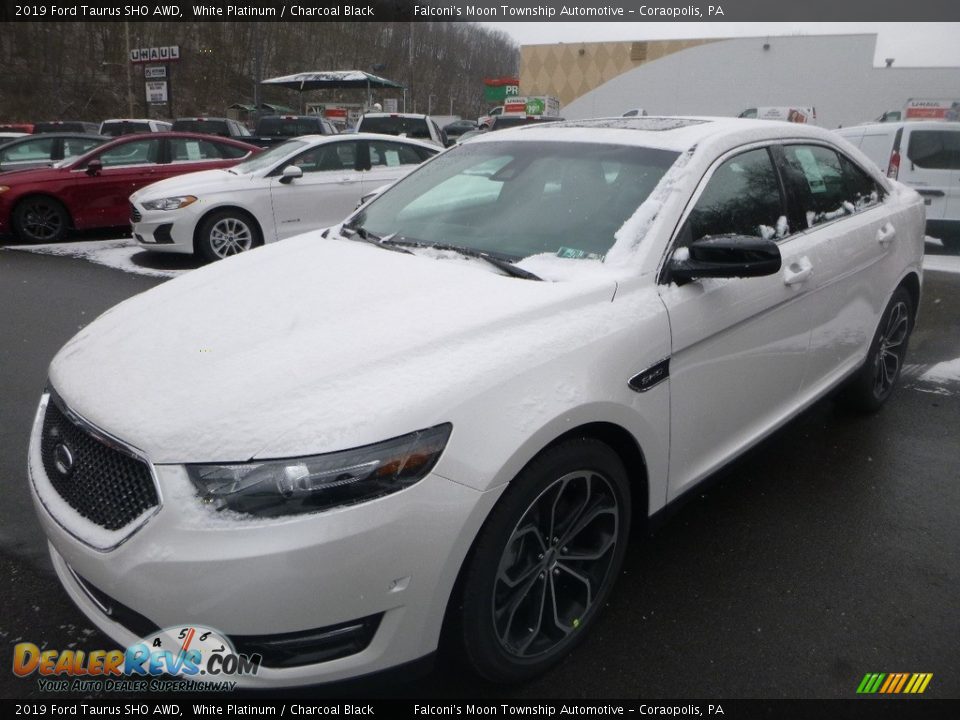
[196,210,261,262]
[839,286,913,413]
[456,439,631,683]
[13,196,69,243]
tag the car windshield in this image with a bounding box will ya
[230,139,309,174]
[352,140,679,261]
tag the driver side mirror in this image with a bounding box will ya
[669,234,782,284]
[279,164,303,184]
[85,159,102,176]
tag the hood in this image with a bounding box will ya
[131,168,247,202]
[50,233,619,464]
[0,165,67,183]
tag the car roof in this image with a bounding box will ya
[467,116,847,153]
[361,113,429,120]
[276,132,440,151]
[838,120,960,133]
[61,131,259,166]
[0,132,107,147]
[101,118,162,124]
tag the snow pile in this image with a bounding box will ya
[516,252,612,282]
[48,232,626,463]
[920,358,960,385]
[923,253,960,274]
[5,238,189,278]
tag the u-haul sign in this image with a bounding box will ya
[130,46,180,64]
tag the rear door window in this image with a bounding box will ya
[63,136,103,157]
[781,145,886,228]
[368,140,432,168]
[170,138,228,162]
[839,154,884,211]
[781,145,849,228]
[906,130,960,170]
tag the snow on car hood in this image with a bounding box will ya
[49,233,620,464]
[131,168,250,201]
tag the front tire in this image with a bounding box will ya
[839,286,913,413]
[13,196,69,243]
[196,210,261,262]
[457,439,631,683]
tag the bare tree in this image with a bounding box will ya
[0,21,518,122]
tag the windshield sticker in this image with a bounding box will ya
[556,247,604,260]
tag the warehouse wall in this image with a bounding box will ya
[558,34,960,129]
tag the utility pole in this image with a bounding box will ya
[125,21,134,116]
[407,23,414,113]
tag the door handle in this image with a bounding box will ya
[783,257,813,286]
[876,222,896,246]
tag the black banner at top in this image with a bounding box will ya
[1,0,959,22]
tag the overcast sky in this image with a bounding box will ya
[483,22,960,68]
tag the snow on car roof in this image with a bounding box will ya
[470,116,844,153]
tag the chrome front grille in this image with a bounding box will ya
[40,397,158,531]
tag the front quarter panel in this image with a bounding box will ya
[434,277,672,516]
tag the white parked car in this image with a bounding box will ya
[99,118,173,137]
[836,120,960,248]
[30,118,924,687]
[130,133,439,261]
[355,113,446,147]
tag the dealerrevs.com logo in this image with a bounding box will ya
[13,625,261,693]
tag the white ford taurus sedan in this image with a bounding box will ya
[30,118,924,686]
[129,133,439,262]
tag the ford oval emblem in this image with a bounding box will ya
[53,443,75,477]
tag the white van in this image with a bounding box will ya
[837,120,960,247]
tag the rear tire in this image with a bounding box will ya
[456,439,631,683]
[196,210,261,263]
[838,287,913,413]
[13,196,69,243]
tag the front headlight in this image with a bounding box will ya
[186,423,452,517]
[141,195,197,211]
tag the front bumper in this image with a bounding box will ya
[28,394,501,687]
[130,203,195,254]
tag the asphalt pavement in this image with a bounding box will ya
[1,241,958,700]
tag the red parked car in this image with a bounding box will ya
[0,132,259,243]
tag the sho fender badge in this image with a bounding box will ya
[629,358,670,393]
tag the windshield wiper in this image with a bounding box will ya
[340,224,413,254]
[386,239,542,281]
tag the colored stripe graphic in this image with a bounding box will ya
[857,672,932,694]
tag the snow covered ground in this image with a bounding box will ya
[3,234,960,279]
[2,237,193,278]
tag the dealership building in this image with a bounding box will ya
[520,34,960,128]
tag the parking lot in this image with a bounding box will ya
[1,235,957,700]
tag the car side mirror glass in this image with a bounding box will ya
[669,234,782,284]
[85,159,103,176]
[279,165,303,184]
